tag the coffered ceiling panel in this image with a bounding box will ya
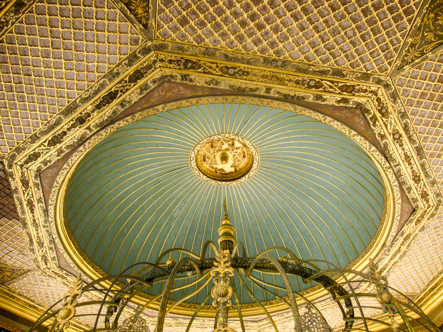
[157,0,419,73]
[0,0,142,153]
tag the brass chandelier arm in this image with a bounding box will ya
[230,241,246,259]
[107,282,148,330]
[254,246,302,264]
[236,269,279,332]
[231,272,246,332]
[94,262,166,332]
[156,257,201,332]
[155,248,201,265]
[165,274,212,315]
[246,255,302,332]
[166,271,211,293]
[300,258,369,331]
[248,275,291,307]
[185,293,212,332]
[201,241,219,259]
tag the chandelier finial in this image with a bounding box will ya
[218,199,235,252]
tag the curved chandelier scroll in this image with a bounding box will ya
[31,201,438,332]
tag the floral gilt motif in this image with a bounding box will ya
[122,0,149,25]
[400,0,443,69]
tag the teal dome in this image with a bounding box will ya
[64,103,384,302]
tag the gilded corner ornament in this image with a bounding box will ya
[398,0,443,70]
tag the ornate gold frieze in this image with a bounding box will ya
[0,266,29,284]
[0,0,35,40]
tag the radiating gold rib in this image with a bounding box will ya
[261,152,383,213]
[249,116,313,142]
[173,108,208,138]
[67,147,188,204]
[89,169,192,261]
[163,181,210,257]
[234,104,254,134]
[260,159,377,235]
[126,177,203,268]
[237,105,265,137]
[101,174,197,270]
[184,106,211,137]
[76,163,189,244]
[68,157,184,221]
[259,168,351,264]
[255,173,328,263]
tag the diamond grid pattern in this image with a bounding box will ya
[9,271,68,308]
[8,272,110,328]
[0,162,18,221]
[388,213,443,294]
[396,52,443,188]
[157,0,419,74]
[0,217,33,268]
[0,0,142,153]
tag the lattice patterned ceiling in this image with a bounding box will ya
[396,52,443,188]
[157,0,419,73]
[389,212,443,293]
[0,0,142,153]
[388,50,443,298]
[1,0,443,330]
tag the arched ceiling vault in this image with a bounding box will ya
[0,0,442,329]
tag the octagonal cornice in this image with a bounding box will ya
[3,45,441,294]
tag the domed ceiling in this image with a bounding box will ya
[63,102,385,303]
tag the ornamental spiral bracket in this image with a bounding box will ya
[30,201,440,332]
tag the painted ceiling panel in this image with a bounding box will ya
[64,103,384,302]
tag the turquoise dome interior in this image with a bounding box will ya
[64,103,384,303]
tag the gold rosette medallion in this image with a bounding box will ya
[190,134,259,185]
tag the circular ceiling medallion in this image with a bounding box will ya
[190,133,259,185]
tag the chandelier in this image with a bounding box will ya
[31,201,438,332]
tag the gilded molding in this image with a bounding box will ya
[0,266,30,284]
[0,0,36,40]
[110,0,150,39]
[0,320,24,332]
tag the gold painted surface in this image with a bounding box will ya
[0,0,142,153]
[52,96,399,317]
[192,133,257,184]
[156,0,419,73]
[0,0,16,17]
[0,266,29,283]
